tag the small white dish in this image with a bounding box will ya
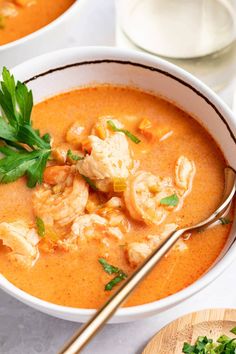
[0,0,83,70]
[0,46,235,323]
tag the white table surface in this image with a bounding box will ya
[1,1,236,353]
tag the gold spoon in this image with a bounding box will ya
[59,166,236,354]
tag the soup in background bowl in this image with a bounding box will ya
[0,47,235,323]
[0,0,81,69]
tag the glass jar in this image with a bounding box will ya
[116,0,236,90]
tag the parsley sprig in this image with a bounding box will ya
[99,258,128,291]
[182,327,236,353]
[0,67,51,187]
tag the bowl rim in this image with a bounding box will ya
[1,46,236,320]
[0,0,82,51]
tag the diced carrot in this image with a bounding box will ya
[94,124,107,140]
[139,118,152,130]
[138,118,171,141]
[138,118,154,139]
[81,139,92,154]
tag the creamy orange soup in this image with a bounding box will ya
[0,0,75,45]
[0,86,232,309]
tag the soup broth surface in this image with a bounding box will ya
[0,86,231,308]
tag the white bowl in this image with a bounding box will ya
[0,0,82,70]
[0,47,235,323]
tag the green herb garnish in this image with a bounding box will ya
[182,327,236,353]
[99,258,120,275]
[36,217,45,238]
[219,217,232,225]
[105,273,127,291]
[67,149,84,161]
[0,67,51,187]
[231,327,236,335]
[107,120,141,144]
[99,258,128,291]
[81,175,98,191]
[160,193,179,207]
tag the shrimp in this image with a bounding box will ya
[124,171,175,225]
[33,166,89,228]
[0,221,39,267]
[124,156,196,225]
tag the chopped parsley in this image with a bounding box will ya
[107,120,141,144]
[36,217,45,238]
[231,327,236,335]
[81,175,98,191]
[105,273,127,291]
[99,258,120,275]
[67,149,84,161]
[160,193,179,207]
[0,67,51,187]
[99,258,128,291]
[182,327,236,353]
[219,217,232,225]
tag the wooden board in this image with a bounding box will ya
[142,309,236,354]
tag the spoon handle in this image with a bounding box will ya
[58,228,184,354]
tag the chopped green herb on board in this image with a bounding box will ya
[182,327,236,353]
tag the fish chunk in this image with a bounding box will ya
[77,132,132,181]
[72,214,123,241]
[58,214,124,250]
[126,242,152,267]
[0,221,39,267]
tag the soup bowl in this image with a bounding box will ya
[0,0,82,70]
[0,47,235,323]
